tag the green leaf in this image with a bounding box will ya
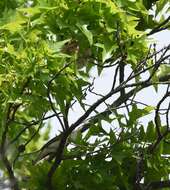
[157,64,170,78]
[146,121,156,141]
[155,0,168,16]
[48,39,71,52]
[94,42,116,63]
[4,43,16,55]
[17,7,42,17]
[76,22,93,46]
[0,20,25,32]
[128,105,154,126]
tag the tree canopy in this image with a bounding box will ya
[0,0,170,190]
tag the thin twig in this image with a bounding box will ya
[10,113,56,145]
[47,63,71,131]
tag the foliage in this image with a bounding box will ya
[0,0,170,190]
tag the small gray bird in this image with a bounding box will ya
[33,134,63,164]
[33,128,82,164]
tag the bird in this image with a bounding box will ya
[33,128,82,164]
[61,39,79,55]
[32,134,63,165]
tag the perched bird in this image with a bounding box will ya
[32,134,63,165]
[61,39,79,55]
[33,128,82,164]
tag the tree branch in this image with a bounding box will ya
[47,63,71,131]
[0,104,19,190]
[147,16,170,36]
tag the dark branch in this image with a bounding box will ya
[47,64,71,131]
[147,16,170,36]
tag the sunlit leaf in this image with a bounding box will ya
[0,20,25,32]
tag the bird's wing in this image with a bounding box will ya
[33,135,61,164]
